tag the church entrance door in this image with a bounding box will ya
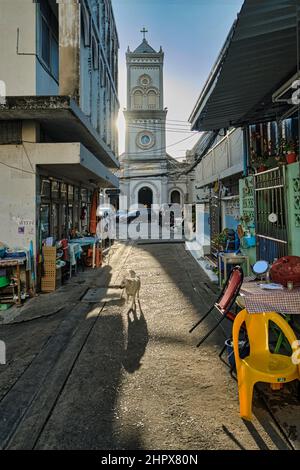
[138,187,153,208]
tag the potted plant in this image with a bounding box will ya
[274,138,286,166]
[249,144,269,173]
[276,138,298,165]
[212,229,228,251]
[285,140,297,164]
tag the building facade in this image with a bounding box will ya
[187,0,300,269]
[0,0,119,254]
[119,35,187,211]
[186,128,245,257]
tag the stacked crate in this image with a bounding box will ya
[41,247,59,292]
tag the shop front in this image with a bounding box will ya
[39,178,94,242]
[0,141,118,304]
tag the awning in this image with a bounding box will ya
[0,96,119,168]
[190,0,300,131]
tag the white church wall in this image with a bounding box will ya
[130,66,160,90]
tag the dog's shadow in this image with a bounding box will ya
[122,301,149,374]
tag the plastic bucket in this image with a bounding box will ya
[225,339,249,369]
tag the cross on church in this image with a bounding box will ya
[140,27,148,40]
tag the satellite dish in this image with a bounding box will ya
[252,260,269,276]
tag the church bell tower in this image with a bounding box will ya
[120,29,169,209]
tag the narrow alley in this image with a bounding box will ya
[0,242,292,450]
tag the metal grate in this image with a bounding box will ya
[0,121,22,144]
[254,167,288,262]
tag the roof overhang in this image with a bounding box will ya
[0,96,119,168]
[33,143,119,188]
[190,0,300,131]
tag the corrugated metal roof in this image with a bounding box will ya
[190,0,299,131]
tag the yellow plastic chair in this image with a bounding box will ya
[233,309,299,421]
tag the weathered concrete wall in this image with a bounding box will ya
[0,145,36,251]
[22,122,40,143]
[0,0,36,96]
[58,0,80,100]
[0,141,118,251]
[80,29,91,115]
[0,143,79,252]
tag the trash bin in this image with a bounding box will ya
[225,339,249,369]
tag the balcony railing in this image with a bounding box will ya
[194,128,244,188]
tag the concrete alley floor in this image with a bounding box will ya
[0,241,296,450]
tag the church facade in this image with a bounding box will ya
[119,34,188,212]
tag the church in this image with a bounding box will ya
[119,31,188,212]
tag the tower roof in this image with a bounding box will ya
[133,39,157,54]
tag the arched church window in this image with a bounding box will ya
[147,90,158,109]
[133,90,143,109]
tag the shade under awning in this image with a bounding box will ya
[190,0,299,131]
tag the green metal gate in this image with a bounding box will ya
[254,167,288,263]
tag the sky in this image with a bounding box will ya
[112,0,244,159]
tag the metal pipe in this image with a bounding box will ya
[255,185,284,191]
[257,234,287,244]
[255,166,280,175]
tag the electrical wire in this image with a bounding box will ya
[127,126,195,132]
[127,129,197,134]
[119,171,186,180]
[22,142,35,173]
[128,121,192,128]
[151,121,192,127]
[182,130,219,175]
[127,130,197,135]
[0,160,35,175]
[165,119,191,123]
[0,140,37,174]
[126,125,196,133]
[123,133,199,156]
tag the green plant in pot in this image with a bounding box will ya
[250,147,268,173]
[212,229,228,251]
[285,140,297,164]
[276,138,298,165]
